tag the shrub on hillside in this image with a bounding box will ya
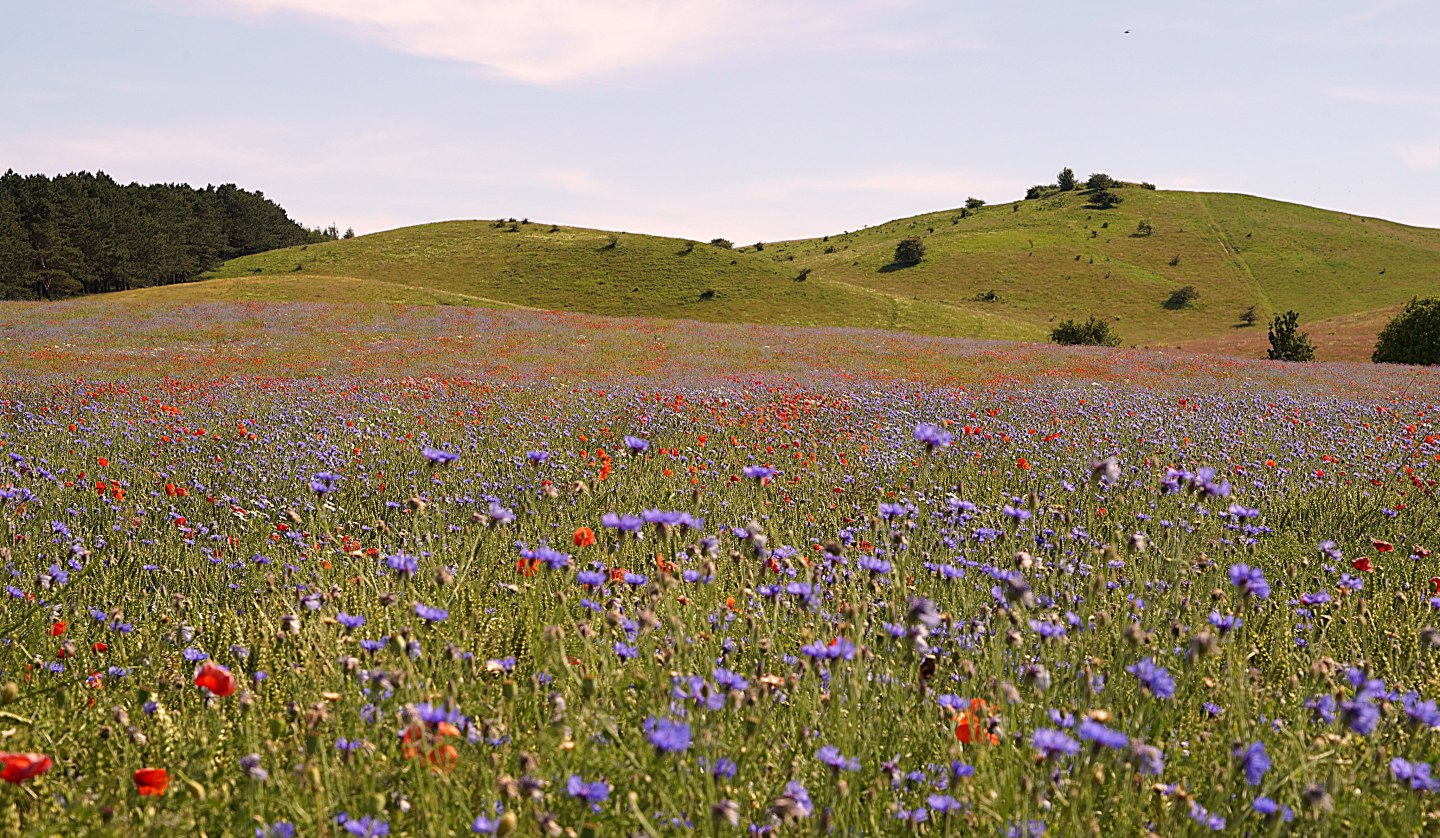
[893,237,926,267]
[1267,310,1315,362]
[965,197,986,210]
[1165,285,1200,309]
[710,238,734,249]
[1057,168,1077,192]
[1085,172,1116,191]
[1372,296,1440,365]
[1051,316,1122,347]
[1089,190,1123,209]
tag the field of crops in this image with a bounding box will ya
[1,301,1438,835]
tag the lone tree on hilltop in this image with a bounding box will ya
[1372,296,1440,365]
[1085,172,1116,191]
[1051,316,1122,347]
[1057,168,1077,192]
[893,237,926,267]
[1267,310,1315,362]
[964,196,986,210]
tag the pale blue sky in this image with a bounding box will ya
[3,1,1438,242]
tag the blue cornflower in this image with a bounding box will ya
[1207,611,1240,633]
[337,612,366,630]
[385,551,418,576]
[566,774,611,810]
[1229,563,1271,599]
[421,446,458,465]
[623,436,649,454]
[1235,741,1270,786]
[645,717,692,754]
[815,745,859,772]
[414,603,448,623]
[1187,801,1225,831]
[926,794,965,814]
[576,570,606,587]
[743,465,775,481]
[913,423,953,451]
[1077,719,1128,750]
[858,555,891,575]
[1126,657,1176,699]
[1391,758,1440,792]
[338,814,390,837]
[1252,796,1294,821]
[257,824,296,838]
[309,471,339,494]
[183,647,209,662]
[1031,728,1080,760]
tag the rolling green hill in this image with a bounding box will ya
[184,187,1440,359]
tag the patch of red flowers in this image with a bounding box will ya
[194,661,237,697]
[133,767,168,796]
[0,753,52,784]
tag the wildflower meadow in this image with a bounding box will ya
[0,301,1438,835]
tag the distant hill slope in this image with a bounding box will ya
[192,188,1440,360]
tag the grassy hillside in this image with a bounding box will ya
[189,189,1440,360]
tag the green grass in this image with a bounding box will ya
[189,190,1440,355]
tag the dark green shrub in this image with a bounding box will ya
[1051,316,1122,347]
[1267,310,1315,362]
[893,237,926,267]
[1372,296,1440,365]
[1165,285,1200,309]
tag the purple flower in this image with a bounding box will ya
[645,717,692,753]
[386,551,418,576]
[1391,758,1440,792]
[926,794,965,814]
[816,745,859,771]
[338,814,390,837]
[743,464,775,481]
[1031,728,1080,760]
[1126,657,1175,699]
[309,471,339,494]
[1077,719,1128,749]
[337,612,366,630]
[421,446,458,465]
[913,423,953,451]
[1187,801,1225,831]
[1207,611,1240,633]
[414,603,448,623]
[1252,797,1294,821]
[1229,564,1271,599]
[858,555,891,575]
[623,435,649,454]
[1235,741,1270,786]
[566,774,611,809]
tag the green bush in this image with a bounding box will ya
[1267,310,1315,362]
[1372,296,1440,365]
[1057,168,1077,191]
[1165,285,1200,309]
[893,237,926,267]
[1051,316,1122,347]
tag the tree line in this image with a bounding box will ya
[0,170,338,300]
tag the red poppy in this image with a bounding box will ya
[1017,457,1032,470]
[954,699,999,746]
[1372,539,1395,553]
[97,457,108,468]
[1352,557,1373,572]
[0,753,52,784]
[572,527,596,548]
[1418,546,1433,559]
[1431,577,1440,593]
[50,621,66,637]
[194,661,237,697]
[133,767,169,796]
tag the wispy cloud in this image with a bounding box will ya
[1400,144,1440,170]
[176,0,948,84]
